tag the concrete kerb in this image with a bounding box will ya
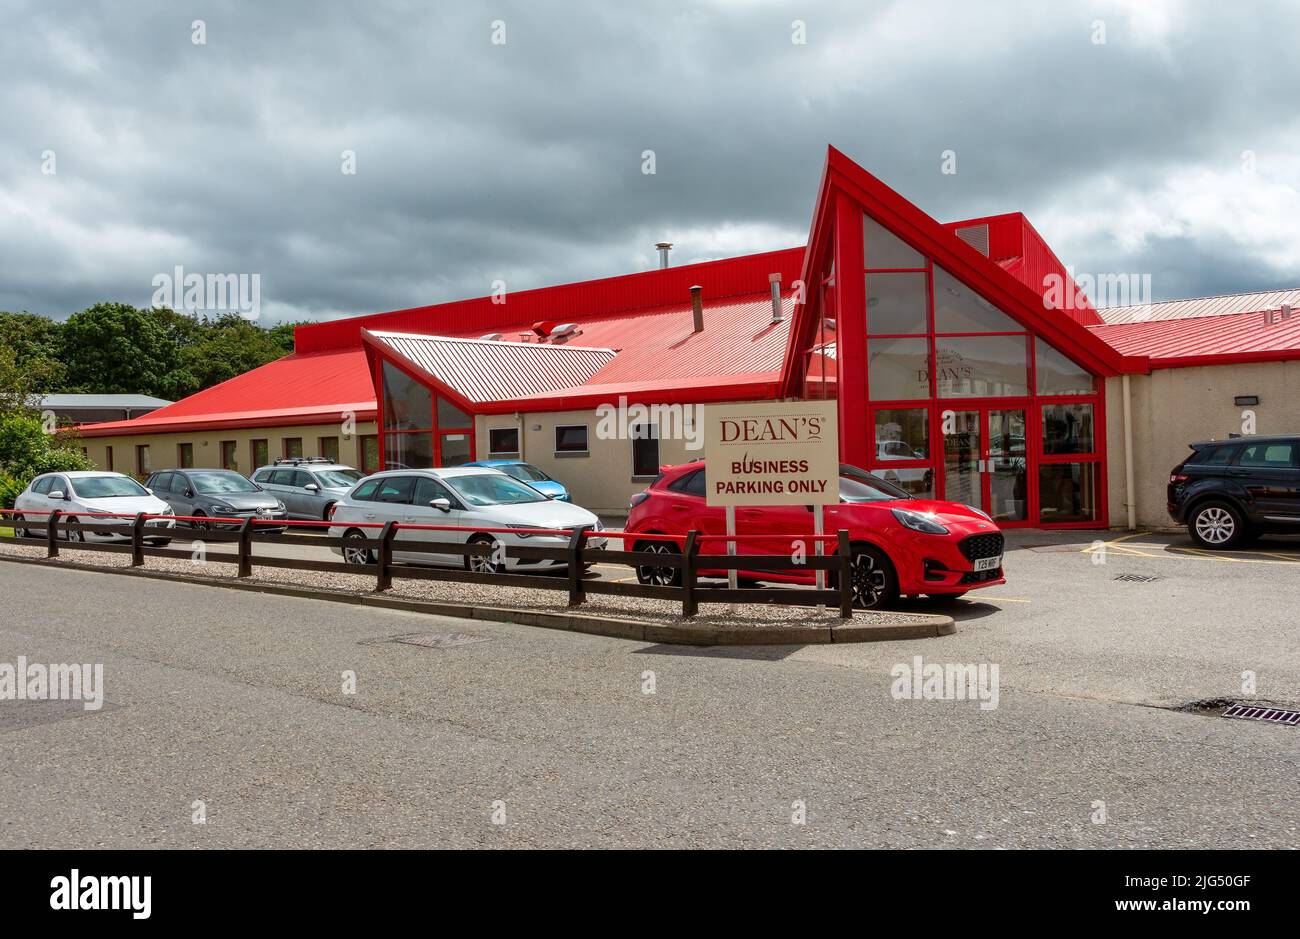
[0,553,955,645]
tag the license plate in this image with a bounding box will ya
[973,555,1001,572]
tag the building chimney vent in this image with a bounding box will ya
[656,242,673,269]
[768,272,783,324]
[690,285,704,332]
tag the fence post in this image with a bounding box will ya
[681,531,700,618]
[837,529,853,619]
[567,525,590,607]
[376,521,397,591]
[237,517,255,577]
[46,510,62,558]
[131,513,146,566]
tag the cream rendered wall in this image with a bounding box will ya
[81,421,379,480]
[1105,361,1300,529]
[475,408,704,513]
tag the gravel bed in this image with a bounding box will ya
[0,541,912,629]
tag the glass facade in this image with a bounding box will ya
[798,209,1105,526]
[378,358,475,469]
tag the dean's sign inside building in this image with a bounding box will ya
[702,401,840,506]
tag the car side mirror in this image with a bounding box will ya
[430,498,452,512]
[145,488,154,495]
[304,483,319,492]
[48,489,66,501]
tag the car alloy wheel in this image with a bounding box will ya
[64,517,84,542]
[13,512,29,539]
[1190,504,1232,541]
[192,512,210,531]
[635,541,682,587]
[466,534,504,574]
[848,546,899,609]
[342,531,373,565]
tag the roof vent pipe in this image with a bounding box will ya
[768,272,783,324]
[690,285,704,332]
[656,242,673,269]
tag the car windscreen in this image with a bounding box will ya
[445,473,549,506]
[70,476,149,499]
[838,469,909,502]
[316,469,364,488]
[190,471,259,494]
[499,463,548,483]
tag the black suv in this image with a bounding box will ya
[1168,435,1300,548]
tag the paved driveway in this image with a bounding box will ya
[1,526,1298,849]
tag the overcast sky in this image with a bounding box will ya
[3,0,1299,324]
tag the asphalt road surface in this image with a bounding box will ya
[1,529,1298,849]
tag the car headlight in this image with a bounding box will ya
[892,508,949,535]
[966,505,993,522]
[212,505,239,515]
[504,523,535,539]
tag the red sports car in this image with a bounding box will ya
[624,462,1005,608]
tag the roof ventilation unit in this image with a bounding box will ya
[690,285,704,333]
[768,273,783,324]
[548,323,581,342]
[954,223,990,257]
[479,332,503,341]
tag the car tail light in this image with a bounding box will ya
[629,491,650,509]
[1170,473,1189,484]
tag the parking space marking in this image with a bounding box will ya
[974,595,1032,603]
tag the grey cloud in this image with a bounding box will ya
[2,0,1299,323]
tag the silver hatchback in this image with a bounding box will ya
[251,458,365,521]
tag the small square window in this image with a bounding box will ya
[555,425,588,454]
[489,427,520,455]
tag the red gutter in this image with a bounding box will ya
[78,407,377,438]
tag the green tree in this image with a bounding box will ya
[59,303,184,398]
[0,346,91,508]
[0,311,66,395]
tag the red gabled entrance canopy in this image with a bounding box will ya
[780,146,1148,398]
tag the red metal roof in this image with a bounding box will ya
[79,347,375,437]
[295,247,806,354]
[1098,287,1300,325]
[363,292,793,412]
[1089,308,1300,367]
[365,332,616,404]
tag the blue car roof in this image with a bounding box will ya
[467,459,527,467]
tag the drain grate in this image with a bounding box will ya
[1222,704,1300,725]
[1113,573,1162,583]
[391,632,492,649]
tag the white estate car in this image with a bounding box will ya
[13,471,176,543]
[328,467,605,572]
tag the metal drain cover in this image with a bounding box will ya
[1222,704,1300,725]
[1113,573,1162,583]
[392,632,492,649]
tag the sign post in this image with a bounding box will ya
[702,401,840,604]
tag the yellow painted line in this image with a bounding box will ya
[975,595,1032,603]
[1080,531,1149,553]
[1166,545,1300,565]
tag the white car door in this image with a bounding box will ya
[397,476,463,566]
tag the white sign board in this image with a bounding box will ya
[702,401,839,507]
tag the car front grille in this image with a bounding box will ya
[959,533,1004,562]
[960,568,1002,584]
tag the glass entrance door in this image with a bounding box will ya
[940,406,1029,523]
[988,408,1028,522]
[942,410,983,511]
